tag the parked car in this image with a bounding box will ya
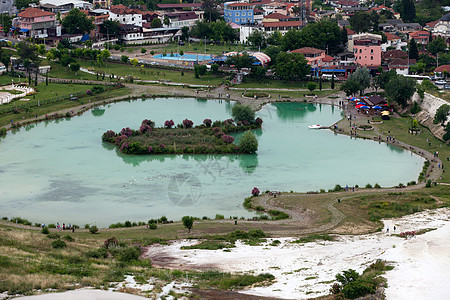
[444,83,450,89]
[435,80,446,85]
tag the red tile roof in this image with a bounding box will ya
[425,21,439,28]
[227,2,253,7]
[345,27,356,35]
[322,55,335,62]
[156,3,202,8]
[434,65,450,73]
[263,20,302,28]
[384,32,400,40]
[265,12,289,20]
[18,7,55,18]
[291,47,325,55]
[409,30,429,38]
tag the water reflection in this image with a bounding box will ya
[271,102,317,121]
[92,107,106,117]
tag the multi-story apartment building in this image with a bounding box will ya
[18,7,56,38]
[224,2,254,25]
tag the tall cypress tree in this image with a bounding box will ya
[400,0,416,23]
[408,38,419,60]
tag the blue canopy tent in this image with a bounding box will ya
[80,34,90,42]
[360,106,370,109]
[19,28,29,33]
[372,105,382,109]
[357,102,366,105]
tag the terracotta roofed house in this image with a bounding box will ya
[291,47,326,66]
[409,30,430,45]
[18,7,56,38]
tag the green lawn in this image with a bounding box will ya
[74,59,225,86]
[44,60,99,81]
[358,117,450,183]
[0,78,131,126]
[238,78,338,90]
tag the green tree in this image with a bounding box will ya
[15,0,38,10]
[69,62,80,75]
[331,73,335,89]
[349,67,371,95]
[226,52,253,71]
[96,49,110,66]
[433,104,450,125]
[182,216,194,233]
[267,31,282,46]
[307,82,317,92]
[232,104,255,123]
[60,53,75,70]
[202,0,221,22]
[264,45,281,65]
[62,8,94,34]
[385,74,416,107]
[211,63,219,73]
[341,79,361,96]
[181,26,190,41]
[151,18,162,28]
[349,12,371,33]
[250,66,266,80]
[0,13,13,34]
[121,55,129,64]
[408,38,419,60]
[396,0,416,23]
[248,30,267,49]
[374,69,397,89]
[163,16,170,26]
[238,131,258,154]
[274,52,310,81]
[428,37,446,55]
[100,20,120,38]
[194,64,207,78]
[443,122,450,141]
[280,29,303,51]
[281,20,343,54]
[141,48,147,54]
[16,41,39,64]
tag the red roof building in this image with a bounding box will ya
[434,65,450,73]
[409,30,430,44]
[18,7,56,37]
[291,47,326,66]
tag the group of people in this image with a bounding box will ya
[41,222,75,232]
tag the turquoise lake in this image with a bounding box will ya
[0,98,424,226]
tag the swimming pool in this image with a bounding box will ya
[153,53,212,61]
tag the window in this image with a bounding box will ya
[236,12,240,16]
[370,49,373,54]
[359,49,362,53]
[236,18,240,22]
[242,12,246,16]
[371,56,373,60]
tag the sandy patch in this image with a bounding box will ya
[144,208,450,299]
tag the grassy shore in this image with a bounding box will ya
[0,79,131,127]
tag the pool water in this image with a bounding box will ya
[153,53,212,61]
[0,98,424,226]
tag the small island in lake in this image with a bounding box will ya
[102,104,262,155]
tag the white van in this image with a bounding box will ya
[321,74,335,80]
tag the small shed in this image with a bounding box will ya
[367,95,387,106]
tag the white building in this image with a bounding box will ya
[40,0,93,13]
[109,5,143,27]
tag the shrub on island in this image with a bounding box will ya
[102,116,262,155]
